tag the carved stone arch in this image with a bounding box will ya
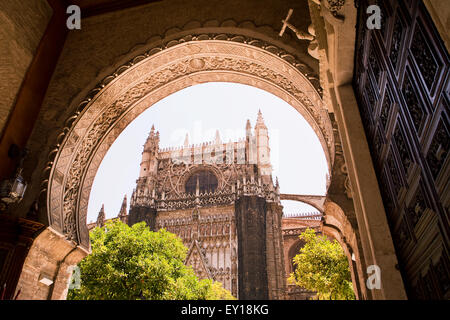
[279,193,326,212]
[287,239,306,274]
[43,35,335,251]
[322,200,366,300]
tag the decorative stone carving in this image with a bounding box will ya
[340,164,353,199]
[157,208,237,295]
[279,9,315,41]
[45,38,334,249]
[310,0,346,24]
[279,10,318,61]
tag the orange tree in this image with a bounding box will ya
[289,228,355,300]
[67,220,234,300]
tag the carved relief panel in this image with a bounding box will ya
[156,206,238,297]
[354,0,449,299]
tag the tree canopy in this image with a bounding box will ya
[288,228,355,300]
[67,220,234,300]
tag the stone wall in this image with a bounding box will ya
[265,202,286,299]
[0,0,52,134]
[15,228,87,300]
[128,206,157,230]
[235,195,268,299]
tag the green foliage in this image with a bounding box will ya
[67,220,235,300]
[204,280,236,300]
[288,228,355,300]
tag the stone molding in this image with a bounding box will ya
[132,174,280,211]
[15,227,87,300]
[43,35,335,250]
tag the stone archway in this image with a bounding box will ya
[287,239,305,274]
[44,37,335,252]
[278,194,364,299]
[2,0,411,301]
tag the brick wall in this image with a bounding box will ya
[0,0,52,134]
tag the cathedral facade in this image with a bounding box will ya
[89,111,323,299]
[93,111,288,299]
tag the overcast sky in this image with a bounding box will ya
[87,82,328,223]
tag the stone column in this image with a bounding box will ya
[324,121,368,300]
[333,84,407,299]
[235,196,268,299]
[265,202,286,299]
[15,227,88,300]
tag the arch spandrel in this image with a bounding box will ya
[47,39,335,249]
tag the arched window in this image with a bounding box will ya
[185,170,218,194]
[288,239,306,273]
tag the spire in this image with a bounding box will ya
[215,130,221,145]
[275,177,280,202]
[117,194,128,224]
[254,109,271,176]
[118,194,127,219]
[184,133,189,147]
[96,204,106,227]
[144,124,159,151]
[245,119,252,136]
[255,109,267,128]
[150,124,155,137]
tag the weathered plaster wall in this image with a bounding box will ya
[423,0,450,52]
[0,0,52,134]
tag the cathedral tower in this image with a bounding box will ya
[126,112,285,299]
[254,110,272,179]
[128,125,159,230]
[139,125,159,182]
[245,119,256,165]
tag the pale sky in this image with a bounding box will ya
[87,82,328,223]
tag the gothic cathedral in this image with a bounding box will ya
[93,111,293,299]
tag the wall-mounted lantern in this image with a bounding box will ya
[0,168,27,205]
[0,145,28,212]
